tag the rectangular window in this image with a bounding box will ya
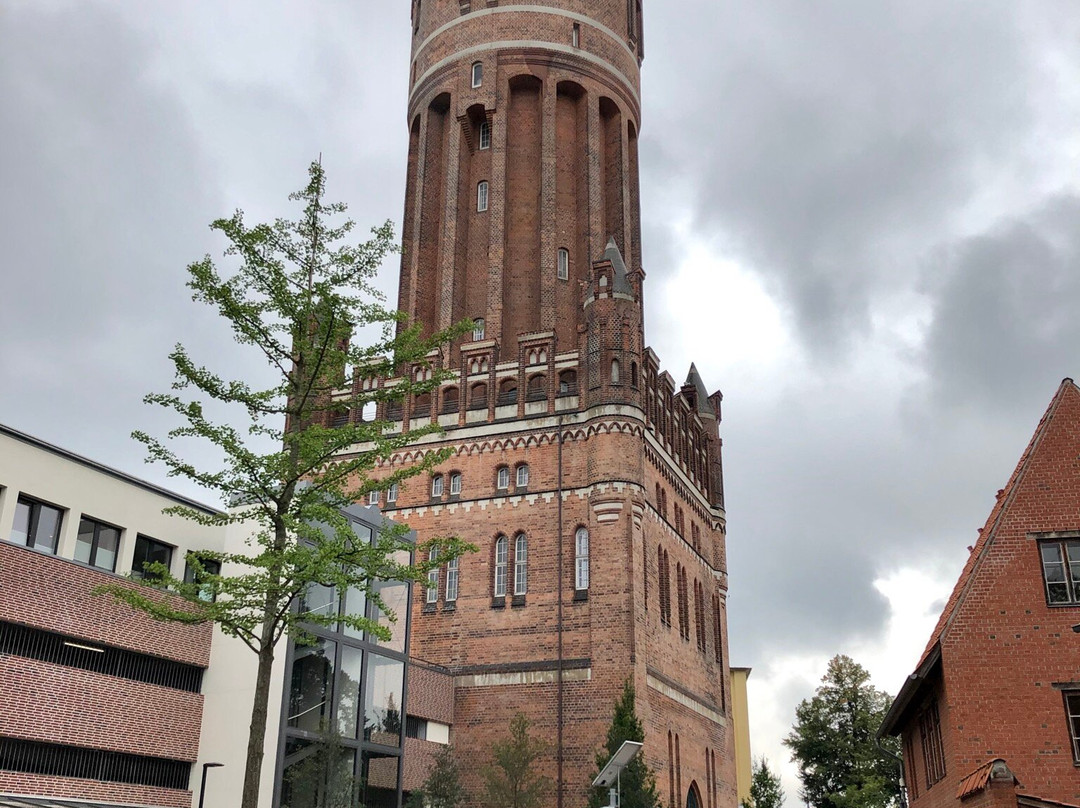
[446,557,459,602]
[479,120,491,150]
[426,548,439,604]
[1067,692,1080,763]
[74,517,121,572]
[918,701,946,787]
[10,496,63,554]
[1040,539,1080,604]
[183,555,221,602]
[903,733,919,799]
[514,535,528,596]
[387,482,399,504]
[494,539,508,597]
[558,248,570,281]
[368,490,379,505]
[131,535,173,583]
[575,528,589,590]
[477,181,489,212]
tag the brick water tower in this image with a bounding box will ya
[350,3,737,806]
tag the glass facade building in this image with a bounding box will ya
[275,504,413,808]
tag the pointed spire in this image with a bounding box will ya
[601,237,633,295]
[685,363,710,409]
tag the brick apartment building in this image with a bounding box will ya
[325,2,738,807]
[880,378,1080,807]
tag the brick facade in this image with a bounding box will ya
[881,379,1080,807]
[329,3,736,806]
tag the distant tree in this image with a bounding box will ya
[408,744,467,808]
[587,680,661,808]
[95,161,473,808]
[741,757,784,808]
[482,713,553,808]
[783,655,901,808]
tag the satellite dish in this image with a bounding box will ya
[592,740,644,788]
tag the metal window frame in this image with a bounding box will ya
[76,514,122,572]
[13,494,64,554]
[131,534,174,581]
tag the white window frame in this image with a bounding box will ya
[368,490,379,506]
[516,464,529,489]
[514,534,528,595]
[557,248,569,281]
[387,482,399,504]
[471,61,483,88]
[449,472,462,496]
[473,317,486,341]
[575,526,589,590]
[477,181,489,212]
[494,536,508,597]
[479,120,491,150]
[431,475,444,498]
[426,547,439,604]
[446,557,459,603]
[497,466,510,490]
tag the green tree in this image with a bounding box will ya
[783,655,901,808]
[741,757,784,808]
[482,713,553,808]
[281,730,358,808]
[96,162,472,808]
[587,680,661,808]
[407,744,467,808]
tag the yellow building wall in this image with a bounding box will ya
[730,667,752,805]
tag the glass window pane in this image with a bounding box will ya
[1045,562,1066,583]
[10,500,31,546]
[1042,543,1064,563]
[96,527,120,571]
[364,654,405,746]
[75,519,96,564]
[1049,582,1071,604]
[34,505,62,553]
[371,549,410,652]
[288,637,336,733]
[336,646,364,739]
[281,738,319,808]
[342,584,367,640]
[361,750,400,808]
[301,582,338,619]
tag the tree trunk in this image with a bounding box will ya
[241,640,277,808]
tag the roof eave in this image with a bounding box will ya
[879,643,942,738]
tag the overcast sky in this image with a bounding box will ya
[2,0,1079,798]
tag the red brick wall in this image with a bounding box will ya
[0,772,192,808]
[408,661,455,725]
[0,542,213,666]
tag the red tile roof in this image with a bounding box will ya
[955,759,1008,799]
[918,378,1080,667]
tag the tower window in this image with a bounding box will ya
[473,318,486,341]
[479,120,491,150]
[575,527,589,591]
[368,490,379,506]
[431,475,444,498]
[572,22,581,48]
[446,557,459,603]
[557,248,570,280]
[611,359,621,385]
[426,547,439,604]
[449,472,462,496]
[471,61,483,88]
[514,533,528,596]
[387,482,399,504]
[477,181,489,212]
[494,535,508,597]
[516,464,530,489]
[496,466,510,490]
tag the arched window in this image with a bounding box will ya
[516,464,530,489]
[442,387,459,414]
[514,533,528,595]
[575,527,589,591]
[449,472,462,496]
[477,180,489,212]
[631,361,639,388]
[361,401,377,421]
[446,556,459,603]
[431,475,444,498]
[469,382,488,410]
[611,359,621,385]
[557,247,570,280]
[368,490,379,506]
[471,61,483,88]
[526,374,546,402]
[496,466,510,490]
[387,482,399,504]
[473,318,486,341]
[498,378,518,405]
[426,547,439,604]
[558,369,577,396]
[479,120,491,150]
[414,392,431,415]
[494,535,508,597]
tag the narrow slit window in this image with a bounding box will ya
[471,61,483,88]
[575,527,589,590]
[479,120,491,150]
[426,548,439,604]
[514,534,528,595]
[494,536,508,597]
[572,22,581,48]
[558,248,570,280]
[477,181,489,212]
[446,557,459,602]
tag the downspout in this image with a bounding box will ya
[557,413,565,808]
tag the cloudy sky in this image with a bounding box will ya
[3,0,1079,798]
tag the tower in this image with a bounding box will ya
[349,3,735,806]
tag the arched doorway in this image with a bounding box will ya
[686,782,703,808]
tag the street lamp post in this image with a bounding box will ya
[198,762,224,808]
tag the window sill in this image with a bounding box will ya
[491,596,506,609]
[422,603,437,614]
[442,602,457,613]
[573,589,588,602]
[512,595,527,608]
